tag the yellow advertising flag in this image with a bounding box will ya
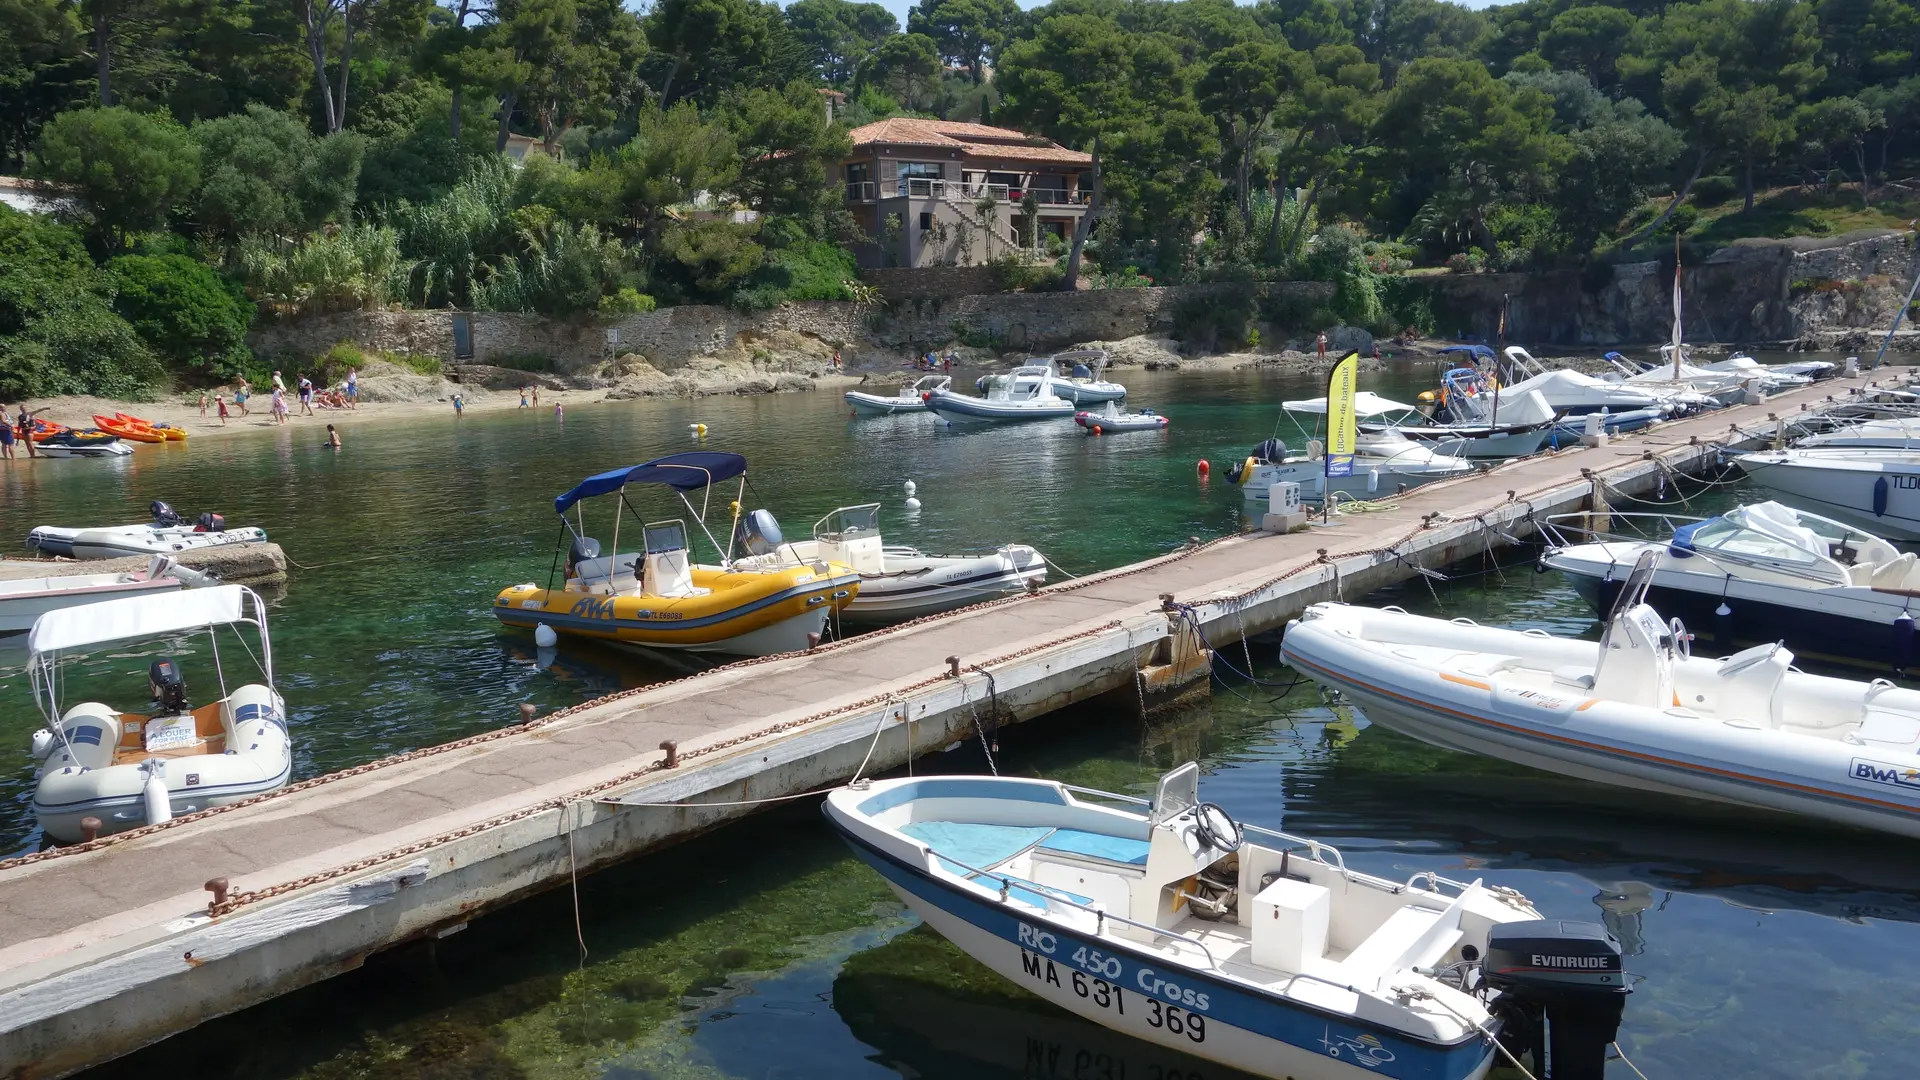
[1325,351,1359,478]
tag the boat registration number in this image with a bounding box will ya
[1018,949,1207,1044]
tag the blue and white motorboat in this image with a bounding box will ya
[930,364,1077,423]
[826,764,1631,1080]
[846,375,951,415]
[1050,350,1128,404]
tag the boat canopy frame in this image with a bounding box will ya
[28,584,275,759]
[547,452,752,592]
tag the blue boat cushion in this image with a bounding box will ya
[1037,828,1152,866]
[900,822,1051,871]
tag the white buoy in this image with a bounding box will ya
[534,623,558,648]
[689,422,708,437]
[903,479,917,497]
[142,770,172,826]
[904,497,922,510]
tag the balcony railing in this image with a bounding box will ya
[846,177,1090,207]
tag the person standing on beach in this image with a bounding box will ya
[236,377,251,416]
[346,368,358,409]
[198,391,208,418]
[297,375,315,416]
[16,404,41,457]
[272,370,286,394]
[519,386,530,408]
[215,392,229,425]
[0,406,14,460]
[271,386,288,424]
[531,385,539,407]
[1316,331,1328,361]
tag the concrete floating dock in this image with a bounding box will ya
[0,372,1908,1077]
[0,541,289,589]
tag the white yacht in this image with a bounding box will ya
[1733,447,1920,540]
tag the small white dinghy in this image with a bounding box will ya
[27,584,290,843]
[734,503,1045,623]
[0,555,216,635]
[1076,402,1169,433]
[846,375,952,415]
[28,501,267,560]
[826,763,1631,1080]
[1281,552,1920,838]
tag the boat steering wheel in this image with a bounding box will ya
[1193,802,1243,854]
[1669,616,1692,660]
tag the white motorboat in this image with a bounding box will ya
[1281,553,1920,838]
[1704,352,1833,382]
[0,555,217,634]
[1075,402,1169,433]
[26,584,291,843]
[1230,394,1474,504]
[734,503,1045,623]
[1733,447,1920,540]
[928,364,1077,423]
[825,763,1631,1080]
[1491,347,1692,416]
[1049,350,1128,404]
[846,375,951,415]
[28,501,266,560]
[1362,382,1557,460]
[1798,416,1920,450]
[1540,501,1920,669]
[1603,347,1751,406]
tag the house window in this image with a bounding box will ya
[919,211,934,231]
[899,161,943,196]
[845,162,871,200]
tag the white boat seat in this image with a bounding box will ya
[1869,552,1920,592]
[1849,709,1920,751]
[1323,907,1448,992]
[1713,643,1792,727]
[1552,665,1596,690]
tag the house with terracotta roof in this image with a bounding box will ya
[840,118,1094,269]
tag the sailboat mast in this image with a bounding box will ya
[1672,232,1683,380]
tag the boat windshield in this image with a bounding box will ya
[816,503,881,542]
[1681,517,1848,584]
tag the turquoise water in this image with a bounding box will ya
[6,359,1919,1078]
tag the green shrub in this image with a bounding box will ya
[987,253,1064,292]
[0,206,161,398]
[1651,204,1699,238]
[598,287,657,316]
[1375,277,1435,337]
[730,240,860,311]
[105,253,255,377]
[1692,175,1737,207]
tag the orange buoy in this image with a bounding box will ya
[1197,459,1210,475]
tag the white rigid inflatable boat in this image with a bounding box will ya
[27,585,291,843]
[28,501,267,560]
[1076,403,1169,433]
[930,364,1077,423]
[733,503,1045,623]
[825,763,1632,1080]
[1280,554,1920,838]
[846,375,951,415]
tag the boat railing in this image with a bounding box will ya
[930,848,1221,970]
[1059,786,1357,878]
[1537,510,1704,550]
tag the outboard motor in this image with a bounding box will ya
[565,536,602,579]
[149,658,189,714]
[1071,362,1092,379]
[734,509,784,557]
[1484,920,1629,1080]
[1251,437,1286,463]
[195,511,225,532]
[150,500,181,527]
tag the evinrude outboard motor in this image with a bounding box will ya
[1071,362,1092,379]
[1252,437,1286,464]
[566,536,602,579]
[1484,920,1629,1080]
[149,658,189,714]
[150,500,181,527]
[195,511,226,532]
[734,509,784,556]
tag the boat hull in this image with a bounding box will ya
[1734,452,1920,540]
[1055,382,1128,404]
[926,392,1076,423]
[56,527,269,561]
[1368,425,1548,460]
[0,574,182,635]
[1281,609,1920,838]
[1240,461,1470,504]
[1076,410,1168,433]
[845,391,929,415]
[492,566,859,655]
[844,547,1046,623]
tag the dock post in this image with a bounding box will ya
[1127,599,1213,719]
[1583,470,1610,536]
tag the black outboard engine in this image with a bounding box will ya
[1484,920,1629,1080]
[195,511,225,533]
[566,536,602,579]
[149,658,188,714]
[734,509,784,557]
[150,500,181,527]
[1251,437,1287,463]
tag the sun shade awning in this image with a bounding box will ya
[554,452,748,514]
[1281,392,1418,417]
[29,584,249,655]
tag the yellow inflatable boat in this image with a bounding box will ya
[493,453,859,656]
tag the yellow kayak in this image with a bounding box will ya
[494,451,860,656]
